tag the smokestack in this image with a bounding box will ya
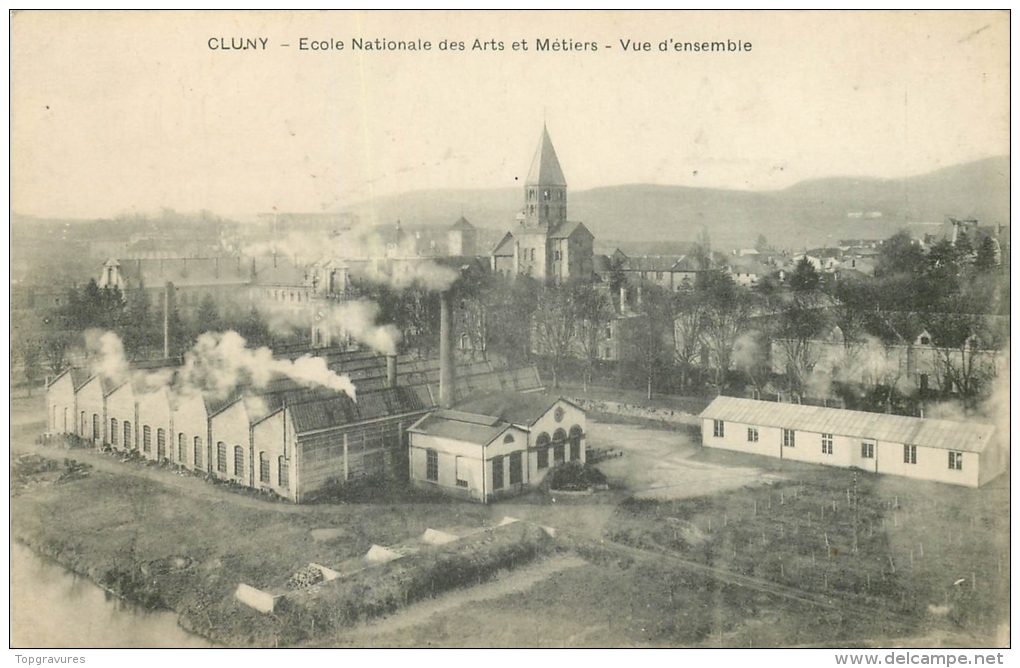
[439,291,455,408]
[386,355,397,389]
[620,286,627,314]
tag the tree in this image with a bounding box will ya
[924,295,994,406]
[670,289,707,394]
[634,283,674,399]
[876,231,925,278]
[974,236,998,273]
[196,294,221,332]
[485,275,538,366]
[531,285,576,389]
[43,331,73,375]
[755,234,770,252]
[572,283,614,391]
[17,335,43,395]
[700,271,753,392]
[123,281,157,354]
[789,256,821,292]
[238,306,272,349]
[776,295,827,397]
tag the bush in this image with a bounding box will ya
[546,461,607,491]
[305,521,553,628]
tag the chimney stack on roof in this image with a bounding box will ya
[620,286,627,314]
[439,291,455,408]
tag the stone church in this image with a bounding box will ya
[491,125,594,282]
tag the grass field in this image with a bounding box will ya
[10,393,1010,647]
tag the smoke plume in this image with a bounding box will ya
[175,330,356,401]
[327,299,402,356]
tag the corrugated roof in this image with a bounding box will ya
[525,125,567,187]
[700,396,995,453]
[288,386,428,434]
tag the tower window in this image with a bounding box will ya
[543,190,550,201]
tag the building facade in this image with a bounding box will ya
[700,396,1004,487]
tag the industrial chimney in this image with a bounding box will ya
[386,355,397,389]
[439,291,456,408]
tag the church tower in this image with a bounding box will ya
[523,124,567,230]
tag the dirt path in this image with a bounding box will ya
[343,554,588,641]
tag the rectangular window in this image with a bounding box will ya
[143,426,152,453]
[509,452,523,485]
[259,452,270,483]
[194,437,203,469]
[538,446,549,469]
[783,429,796,448]
[278,457,289,487]
[492,456,504,490]
[948,451,963,471]
[713,420,725,438]
[426,449,438,482]
[455,456,468,488]
[234,446,244,477]
[217,442,227,472]
[904,444,917,465]
[861,442,874,459]
[747,427,758,442]
[822,433,833,455]
[553,442,565,463]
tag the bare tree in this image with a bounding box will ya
[572,283,614,391]
[532,285,577,389]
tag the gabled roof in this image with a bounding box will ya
[287,386,429,434]
[548,220,592,240]
[453,392,574,428]
[113,257,252,288]
[700,396,995,453]
[622,256,684,272]
[73,370,97,391]
[525,125,567,187]
[408,409,513,445]
[492,232,515,257]
[450,216,475,231]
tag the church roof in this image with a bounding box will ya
[548,221,592,240]
[525,125,567,187]
[450,216,475,231]
[492,232,515,257]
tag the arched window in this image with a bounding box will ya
[216,442,227,472]
[194,436,203,469]
[234,445,244,477]
[553,429,567,463]
[503,433,515,444]
[124,421,132,448]
[110,418,119,445]
[143,425,152,453]
[178,433,186,462]
[536,432,551,469]
[569,425,583,462]
[157,428,166,460]
[92,414,100,442]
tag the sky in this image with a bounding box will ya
[11,10,1010,220]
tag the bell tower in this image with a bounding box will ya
[523,124,567,230]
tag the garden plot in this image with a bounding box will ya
[588,421,778,499]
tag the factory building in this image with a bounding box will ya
[45,342,546,502]
[407,393,586,502]
[700,396,1004,488]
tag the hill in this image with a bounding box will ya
[343,156,1009,250]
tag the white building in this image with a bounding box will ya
[408,393,586,502]
[700,396,1004,488]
